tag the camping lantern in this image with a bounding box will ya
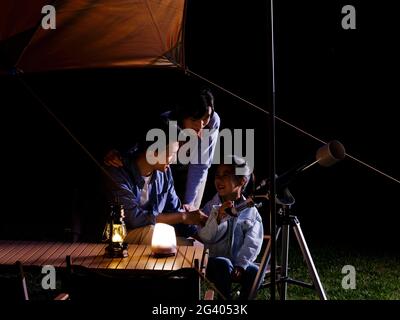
[103,203,128,258]
[151,223,177,257]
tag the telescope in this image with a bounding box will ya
[250,140,346,301]
[256,140,346,192]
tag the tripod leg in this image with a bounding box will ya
[248,227,281,299]
[292,217,328,300]
[280,223,290,300]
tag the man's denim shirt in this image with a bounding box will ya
[105,155,181,230]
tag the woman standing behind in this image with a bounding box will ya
[161,87,220,210]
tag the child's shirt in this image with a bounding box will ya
[199,193,264,269]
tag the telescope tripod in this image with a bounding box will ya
[250,189,327,300]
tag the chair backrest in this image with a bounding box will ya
[0,261,29,301]
[63,256,200,301]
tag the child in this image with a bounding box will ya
[199,156,264,300]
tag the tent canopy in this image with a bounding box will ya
[0,0,186,72]
[0,0,50,41]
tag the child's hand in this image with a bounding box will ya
[217,201,234,223]
[231,266,244,282]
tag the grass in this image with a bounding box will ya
[255,243,400,300]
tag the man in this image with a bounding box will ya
[104,120,208,244]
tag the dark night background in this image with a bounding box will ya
[0,1,399,254]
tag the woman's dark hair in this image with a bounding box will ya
[170,87,214,123]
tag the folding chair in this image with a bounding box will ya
[0,261,68,301]
[231,235,275,300]
[0,261,29,301]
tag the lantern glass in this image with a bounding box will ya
[111,223,127,243]
[103,203,128,258]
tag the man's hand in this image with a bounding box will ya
[104,149,123,167]
[231,266,244,282]
[183,210,208,226]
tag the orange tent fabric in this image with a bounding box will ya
[1,0,185,72]
[0,0,50,41]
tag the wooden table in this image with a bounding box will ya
[0,240,207,300]
[0,240,205,271]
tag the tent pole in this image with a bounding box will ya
[248,0,278,301]
[268,0,277,301]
